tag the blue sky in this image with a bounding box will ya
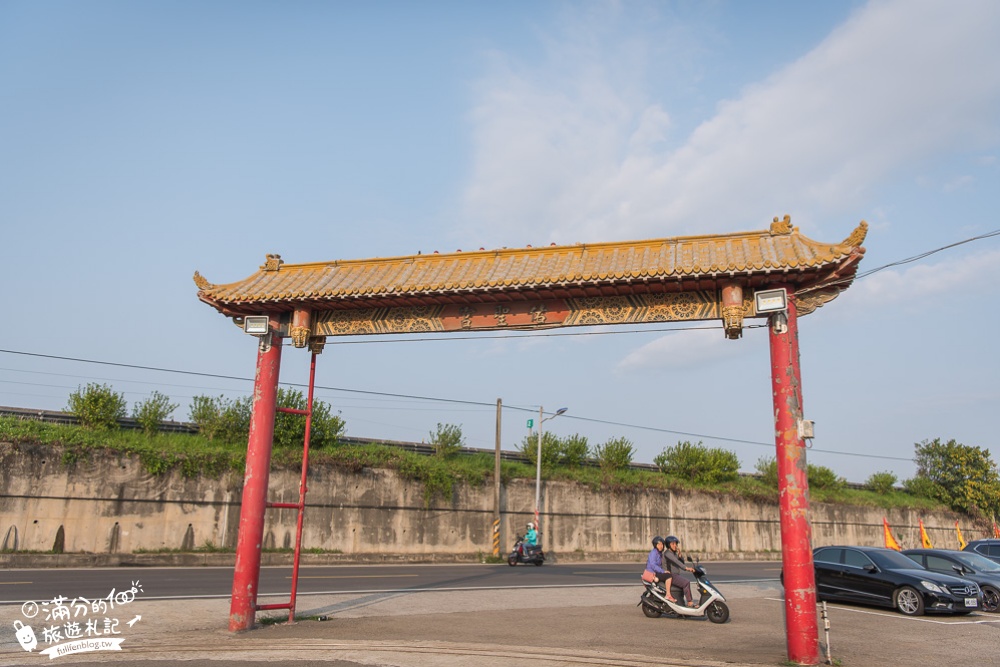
[3,0,999,484]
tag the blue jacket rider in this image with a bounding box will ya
[525,523,538,546]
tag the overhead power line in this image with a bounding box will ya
[1,347,910,464]
[6,230,995,467]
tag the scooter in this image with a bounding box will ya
[507,534,545,566]
[638,560,730,623]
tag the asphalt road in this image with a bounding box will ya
[0,561,782,606]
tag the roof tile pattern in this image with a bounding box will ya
[196,219,867,309]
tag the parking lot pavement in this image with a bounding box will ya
[3,581,998,666]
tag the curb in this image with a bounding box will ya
[0,550,783,569]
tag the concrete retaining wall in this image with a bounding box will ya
[0,442,974,556]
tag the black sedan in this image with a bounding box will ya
[812,546,981,616]
[903,548,1000,613]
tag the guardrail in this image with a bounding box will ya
[1,405,864,486]
[0,405,537,460]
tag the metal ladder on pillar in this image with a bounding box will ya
[254,351,318,623]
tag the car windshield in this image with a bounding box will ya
[954,551,1000,573]
[870,549,925,570]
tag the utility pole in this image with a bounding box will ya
[493,398,502,557]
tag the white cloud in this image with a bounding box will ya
[847,247,1000,310]
[616,328,755,373]
[460,0,1000,246]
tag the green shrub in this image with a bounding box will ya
[865,471,898,495]
[273,388,345,449]
[66,383,127,430]
[755,457,779,487]
[428,423,464,459]
[903,475,946,502]
[517,431,562,470]
[560,434,590,467]
[188,395,252,444]
[808,464,846,490]
[655,440,739,484]
[190,390,344,449]
[593,436,635,471]
[753,457,844,490]
[131,391,179,435]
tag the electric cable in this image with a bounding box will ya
[2,228,997,468]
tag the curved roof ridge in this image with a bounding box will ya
[195,219,868,311]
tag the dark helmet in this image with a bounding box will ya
[652,535,665,547]
[665,535,679,546]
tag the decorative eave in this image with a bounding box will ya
[195,217,867,320]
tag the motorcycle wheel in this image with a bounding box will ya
[640,593,662,618]
[507,555,518,566]
[533,558,543,566]
[707,601,730,624]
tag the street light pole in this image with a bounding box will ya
[534,406,567,535]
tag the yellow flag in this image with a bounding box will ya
[883,518,902,551]
[919,519,933,549]
[955,521,966,550]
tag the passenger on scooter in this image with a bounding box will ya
[662,535,697,607]
[644,536,676,601]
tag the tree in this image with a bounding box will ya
[517,431,563,469]
[428,423,464,459]
[593,436,635,471]
[67,383,127,430]
[655,441,740,484]
[131,391,179,435]
[913,438,1000,516]
[560,434,590,467]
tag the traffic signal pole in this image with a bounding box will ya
[768,288,819,666]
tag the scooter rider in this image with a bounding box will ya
[644,536,676,601]
[662,535,697,607]
[525,522,538,547]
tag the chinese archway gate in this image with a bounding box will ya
[196,215,867,665]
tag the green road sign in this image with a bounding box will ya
[526,419,534,428]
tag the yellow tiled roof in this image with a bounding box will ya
[195,217,867,312]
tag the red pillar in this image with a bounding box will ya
[768,289,819,665]
[229,332,282,632]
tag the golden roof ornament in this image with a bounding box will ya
[260,254,284,272]
[842,221,869,248]
[192,271,213,290]
[769,215,794,235]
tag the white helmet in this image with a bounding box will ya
[526,522,534,529]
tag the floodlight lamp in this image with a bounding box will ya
[244,316,271,336]
[754,289,788,314]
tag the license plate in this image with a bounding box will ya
[964,598,978,608]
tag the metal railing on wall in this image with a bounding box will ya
[0,405,865,487]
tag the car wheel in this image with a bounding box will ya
[894,586,925,616]
[982,585,1000,613]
